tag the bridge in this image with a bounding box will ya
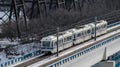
[0,20,118,67]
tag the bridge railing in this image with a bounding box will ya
[107,21,120,28]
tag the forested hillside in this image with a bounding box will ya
[1,0,120,41]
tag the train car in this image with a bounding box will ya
[72,26,85,44]
[85,23,95,38]
[41,31,73,53]
[99,20,108,35]
[72,24,93,45]
[95,20,108,36]
[83,24,93,40]
[87,20,108,37]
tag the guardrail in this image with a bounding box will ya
[108,21,120,28]
[0,21,120,67]
[0,50,41,67]
[47,32,120,67]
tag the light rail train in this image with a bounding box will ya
[41,20,108,53]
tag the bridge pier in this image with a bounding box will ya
[92,47,115,67]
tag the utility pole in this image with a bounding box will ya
[57,27,59,56]
[94,17,97,41]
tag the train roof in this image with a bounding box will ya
[41,20,107,41]
[95,20,107,24]
[73,25,91,33]
[41,30,73,41]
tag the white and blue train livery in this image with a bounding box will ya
[41,31,73,53]
[41,20,108,53]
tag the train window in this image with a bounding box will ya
[104,24,106,28]
[58,40,62,44]
[103,25,105,28]
[81,32,83,36]
[51,42,53,48]
[67,37,69,41]
[42,41,50,48]
[102,25,104,28]
[87,30,91,34]
[70,36,72,40]
[62,39,64,42]
[98,26,100,30]
[64,38,67,42]
[96,27,98,30]
[97,27,100,30]
[92,27,94,31]
[74,35,76,38]
[99,26,101,29]
[78,33,81,37]
[55,41,57,46]
[55,39,63,45]
[66,36,72,41]
[68,37,70,41]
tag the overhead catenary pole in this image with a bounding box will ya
[94,17,97,41]
[57,27,59,56]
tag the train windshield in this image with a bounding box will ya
[42,41,51,48]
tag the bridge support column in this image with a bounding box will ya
[92,60,115,67]
[92,47,115,67]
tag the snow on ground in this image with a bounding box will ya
[0,51,8,63]
[0,38,19,48]
[0,38,41,64]
[14,42,41,55]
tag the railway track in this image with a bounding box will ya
[12,21,120,67]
